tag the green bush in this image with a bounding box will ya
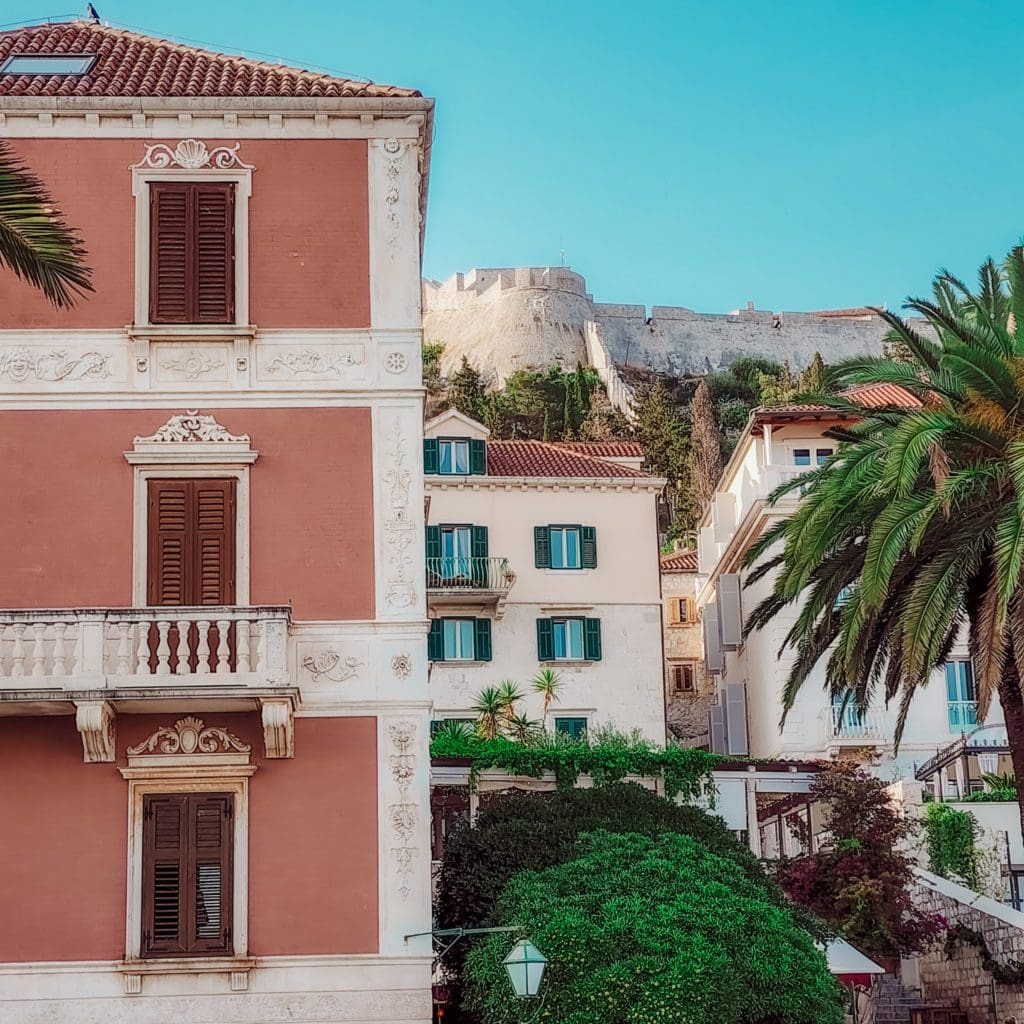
[464,830,844,1024]
[925,802,980,888]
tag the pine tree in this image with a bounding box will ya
[798,351,825,394]
[688,379,722,514]
[449,356,489,422]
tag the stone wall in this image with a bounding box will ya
[911,869,1024,1023]
[423,266,896,385]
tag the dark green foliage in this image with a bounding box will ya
[925,802,981,888]
[463,831,844,1024]
[449,356,490,423]
[944,923,1024,984]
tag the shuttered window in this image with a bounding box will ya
[148,480,236,607]
[534,525,597,569]
[428,618,492,662]
[150,182,235,324]
[536,617,602,661]
[142,793,233,958]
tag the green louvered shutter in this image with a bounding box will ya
[583,618,602,661]
[469,439,487,475]
[536,618,554,661]
[581,526,597,568]
[473,618,492,662]
[428,619,444,661]
[534,526,551,568]
[471,525,489,586]
[423,438,439,475]
[425,526,442,559]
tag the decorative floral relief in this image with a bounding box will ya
[383,420,416,609]
[159,350,225,380]
[127,716,251,756]
[384,351,408,374]
[0,347,112,383]
[265,349,362,377]
[134,410,249,444]
[391,653,412,680]
[302,650,362,683]
[388,720,418,899]
[137,139,253,170]
[381,138,405,256]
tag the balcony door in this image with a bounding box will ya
[147,479,236,672]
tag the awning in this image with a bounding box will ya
[820,938,885,977]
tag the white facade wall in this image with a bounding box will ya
[424,473,666,741]
[697,418,1003,777]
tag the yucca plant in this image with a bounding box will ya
[505,712,542,744]
[530,667,563,719]
[745,247,1024,834]
[0,141,93,307]
[494,680,524,723]
[472,686,509,741]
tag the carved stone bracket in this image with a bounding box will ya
[260,698,294,759]
[75,700,115,763]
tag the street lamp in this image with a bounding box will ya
[502,938,547,997]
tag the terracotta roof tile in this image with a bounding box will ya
[660,550,698,572]
[754,382,922,424]
[0,21,420,98]
[486,441,650,479]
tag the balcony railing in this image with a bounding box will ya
[830,705,887,742]
[426,557,516,592]
[0,606,289,684]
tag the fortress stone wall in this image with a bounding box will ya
[423,266,895,385]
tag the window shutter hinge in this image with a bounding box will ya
[223,927,233,945]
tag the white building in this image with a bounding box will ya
[424,409,666,741]
[696,388,1001,778]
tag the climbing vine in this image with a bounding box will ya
[944,923,1024,985]
[925,803,981,889]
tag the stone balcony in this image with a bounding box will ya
[828,705,888,748]
[0,606,297,761]
[425,556,516,618]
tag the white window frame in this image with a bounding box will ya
[131,167,253,331]
[551,617,585,661]
[119,761,255,963]
[549,526,582,570]
[438,438,471,476]
[442,618,476,661]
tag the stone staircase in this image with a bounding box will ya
[874,975,926,1024]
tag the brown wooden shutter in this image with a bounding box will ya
[142,794,188,957]
[149,182,234,325]
[148,479,236,606]
[141,793,233,958]
[194,184,235,324]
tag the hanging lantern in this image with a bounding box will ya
[502,938,547,997]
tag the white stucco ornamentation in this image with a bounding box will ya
[383,419,416,609]
[126,716,251,756]
[158,350,225,380]
[133,410,250,444]
[75,700,116,763]
[391,653,412,680]
[265,349,363,376]
[380,138,405,257]
[384,351,408,374]
[136,139,254,170]
[387,720,418,900]
[302,650,362,683]
[0,346,112,382]
[260,698,294,759]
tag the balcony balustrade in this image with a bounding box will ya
[830,705,887,743]
[0,606,289,688]
[425,557,515,617]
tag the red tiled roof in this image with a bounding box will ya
[554,441,645,458]
[845,382,923,408]
[486,441,650,479]
[0,21,421,98]
[660,550,698,572]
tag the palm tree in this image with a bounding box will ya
[530,667,563,720]
[505,712,541,744]
[471,686,508,741]
[0,141,93,307]
[745,248,1024,834]
[494,680,524,725]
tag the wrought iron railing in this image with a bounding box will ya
[426,557,516,592]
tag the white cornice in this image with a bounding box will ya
[425,475,666,493]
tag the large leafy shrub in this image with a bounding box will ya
[464,830,844,1024]
[924,802,981,888]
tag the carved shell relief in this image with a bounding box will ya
[127,716,251,756]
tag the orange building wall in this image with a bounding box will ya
[0,407,374,619]
[0,713,379,962]
[0,138,370,329]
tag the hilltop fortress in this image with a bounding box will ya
[422,267,894,389]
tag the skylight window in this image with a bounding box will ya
[0,54,97,76]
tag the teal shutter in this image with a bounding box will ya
[581,526,597,568]
[534,526,551,568]
[423,438,439,475]
[425,525,442,559]
[469,439,487,475]
[471,525,489,558]
[471,525,489,586]
[473,618,492,662]
[536,618,554,661]
[583,618,602,661]
[428,619,444,661]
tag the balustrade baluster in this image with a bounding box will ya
[175,620,190,675]
[215,620,230,674]
[251,620,263,671]
[51,622,68,676]
[196,620,211,674]
[0,625,6,677]
[116,622,132,675]
[236,620,251,671]
[155,620,172,676]
[136,620,151,675]
[31,623,47,677]
[10,623,27,677]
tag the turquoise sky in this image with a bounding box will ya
[6,0,1023,312]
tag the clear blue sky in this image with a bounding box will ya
[7,0,1024,312]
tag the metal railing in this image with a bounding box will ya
[830,705,887,741]
[426,557,516,592]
